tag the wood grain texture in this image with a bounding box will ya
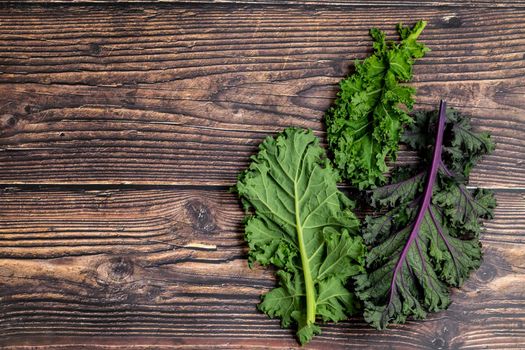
[1,2,524,349]
[5,1,525,8]
[0,187,524,349]
[0,5,524,188]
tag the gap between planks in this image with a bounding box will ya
[0,183,523,192]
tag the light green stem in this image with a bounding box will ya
[294,184,315,325]
[407,20,427,42]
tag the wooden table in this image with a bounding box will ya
[1,1,524,349]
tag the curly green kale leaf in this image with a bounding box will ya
[356,102,496,329]
[236,128,366,344]
[325,21,429,189]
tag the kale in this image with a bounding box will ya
[325,21,429,189]
[356,101,497,329]
[236,128,366,344]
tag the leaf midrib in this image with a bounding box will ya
[293,144,316,326]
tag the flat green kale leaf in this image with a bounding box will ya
[236,128,366,344]
[356,102,496,329]
[325,21,429,189]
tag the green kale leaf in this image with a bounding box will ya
[355,102,496,329]
[325,21,429,189]
[236,128,366,344]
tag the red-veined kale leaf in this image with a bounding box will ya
[356,101,496,328]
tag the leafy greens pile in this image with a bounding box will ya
[325,21,429,189]
[235,20,495,345]
[356,102,496,328]
[236,128,366,344]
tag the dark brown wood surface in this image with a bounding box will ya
[1,188,524,349]
[5,0,525,7]
[1,5,524,188]
[0,2,524,349]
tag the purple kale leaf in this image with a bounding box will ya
[355,101,496,329]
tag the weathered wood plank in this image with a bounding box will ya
[6,1,525,8]
[0,5,523,188]
[0,187,524,349]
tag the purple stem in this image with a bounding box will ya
[387,100,447,303]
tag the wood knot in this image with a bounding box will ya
[431,337,446,350]
[109,257,134,281]
[185,199,217,234]
[431,323,454,350]
[97,257,134,284]
[0,114,17,130]
[89,43,102,56]
[477,262,497,283]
